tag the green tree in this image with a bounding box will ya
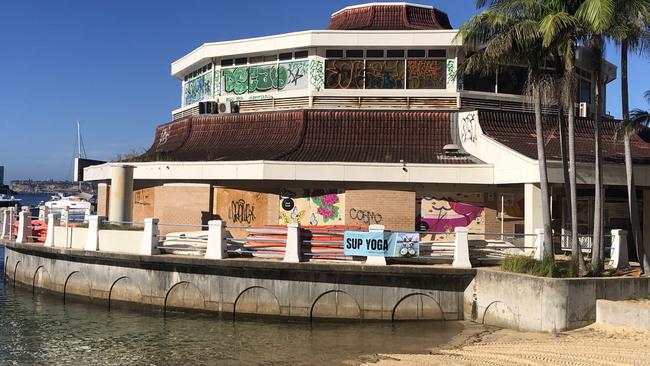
[611,0,650,273]
[458,1,555,259]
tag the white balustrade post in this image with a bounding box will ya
[38,205,48,221]
[205,220,227,259]
[284,222,302,263]
[16,210,30,244]
[534,228,544,260]
[365,224,387,266]
[453,226,472,268]
[139,218,160,255]
[44,213,55,247]
[609,229,629,269]
[0,209,10,240]
[8,207,16,240]
[84,215,100,251]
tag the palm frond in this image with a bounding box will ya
[576,0,615,33]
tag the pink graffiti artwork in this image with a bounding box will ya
[418,197,484,232]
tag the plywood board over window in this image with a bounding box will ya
[213,188,277,227]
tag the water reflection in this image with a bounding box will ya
[0,247,465,365]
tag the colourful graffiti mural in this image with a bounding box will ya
[222,61,309,95]
[324,60,365,89]
[184,72,212,105]
[365,60,405,89]
[407,60,446,89]
[279,189,344,226]
[417,193,484,234]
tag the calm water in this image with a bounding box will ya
[14,193,53,208]
[0,247,468,365]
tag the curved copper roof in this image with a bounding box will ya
[328,3,452,31]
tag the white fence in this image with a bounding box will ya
[1,209,631,269]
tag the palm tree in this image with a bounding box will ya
[538,0,588,272]
[458,1,555,259]
[611,0,650,273]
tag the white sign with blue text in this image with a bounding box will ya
[344,231,419,257]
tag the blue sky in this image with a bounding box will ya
[0,0,648,182]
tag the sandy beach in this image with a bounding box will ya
[353,323,650,366]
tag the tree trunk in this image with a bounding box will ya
[621,39,650,273]
[533,82,554,259]
[566,57,586,272]
[591,37,604,274]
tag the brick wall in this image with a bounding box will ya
[345,189,415,231]
[153,184,212,234]
[132,187,155,223]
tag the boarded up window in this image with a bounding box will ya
[365,60,405,89]
[407,60,446,89]
[325,60,364,89]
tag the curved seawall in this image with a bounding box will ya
[2,243,475,321]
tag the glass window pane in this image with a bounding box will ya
[234,57,248,65]
[428,49,446,58]
[346,49,364,58]
[326,49,343,58]
[497,66,528,95]
[294,50,308,59]
[407,49,426,58]
[366,49,384,58]
[325,59,364,89]
[407,60,446,89]
[365,60,405,89]
[462,72,496,92]
[221,59,233,67]
[579,80,591,103]
[279,52,293,61]
[387,49,405,58]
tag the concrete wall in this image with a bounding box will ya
[98,230,143,254]
[465,269,650,332]
[53,227,88,249]
[4,243,473,321]
[596,300,650,331]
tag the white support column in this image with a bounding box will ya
[16,210,30,244]
[284,222,302,263]
[205,220,227,259]
[139,218,160,255]
[525,183,543,248]
[609,229,629,269]
[38,205,48,221]
[84,215,100,251]
[365,224,387,266]
[0,209,10,240]
[62,206,71,249]
[534,228,544,260]
[44,213,55,247]
[453,226,472,268]
[108,165,134,223]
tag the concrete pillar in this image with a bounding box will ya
[16,210,30,244]
[84,216,100,251]
[139,218,159,255]
[205,220,227,259]
[525,183,543,247]
[534,228,544,260]
[0,209,10,240]
[44,213,55,247]
[453,226,472,268]
[365,224,387,266]
[108,165,134,223]
[609,229,629,269]
[284,222,302,263]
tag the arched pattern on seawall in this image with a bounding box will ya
[164,281,206,314]
[392,293,444,321]
[310,290,361,320]
[63,271,92,304]
[108,276,144,310]
[233,286,280,319]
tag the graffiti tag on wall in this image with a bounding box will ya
[460,113,478,143]
[309,60,324,91]
[222,61,309,95]
[407,60,446,89]
[183,72,213,105]
[364,60,405,89]
[325,60,365,89]
[349,208,383,225]
[228,199,256,224]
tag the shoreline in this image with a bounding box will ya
[353,324,650,365]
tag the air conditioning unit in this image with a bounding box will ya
[198,101,218,114]
[218,102,240,114]
[578,102,588,118]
